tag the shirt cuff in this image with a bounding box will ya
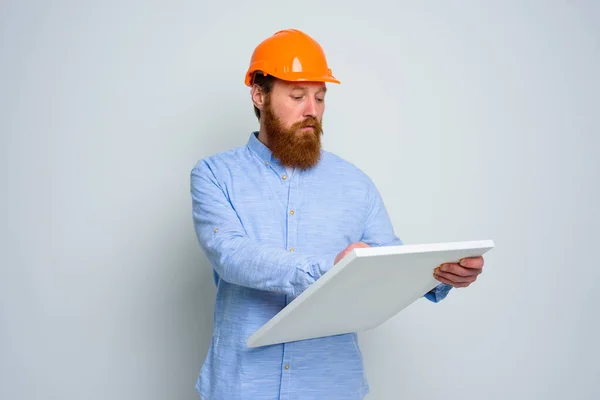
[311,253,337,279]
[424,283,453,303]
[292,254,336,297]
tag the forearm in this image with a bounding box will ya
[201,231,333,297]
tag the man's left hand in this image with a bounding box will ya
[433,256,484,288]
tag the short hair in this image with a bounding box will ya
[251,72,276,119]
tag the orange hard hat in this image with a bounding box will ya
[244,29,340,86]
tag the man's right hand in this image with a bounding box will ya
[334,242,371,264]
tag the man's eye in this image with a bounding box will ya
[316,98,324,103]
[291,96,303,100]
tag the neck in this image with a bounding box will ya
[257,124,270,148]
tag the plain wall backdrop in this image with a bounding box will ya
[3,1,599,399]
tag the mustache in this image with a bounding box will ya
[294,117,321,131]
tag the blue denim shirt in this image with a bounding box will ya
[190,132,452,400]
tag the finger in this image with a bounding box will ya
[433,274,471,288]
[435,271,477,284]
[348,243,370,252]
[438,263,480,277]
[459,256,484,269]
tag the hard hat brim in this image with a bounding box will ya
[245,71,340,86]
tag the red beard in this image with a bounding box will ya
[262,97,323,170]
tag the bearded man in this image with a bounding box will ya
[190,29,485,400]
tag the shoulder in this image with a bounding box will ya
[318,150,375,185]
[191,145,251,177]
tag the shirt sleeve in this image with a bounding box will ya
[423,283,453,303]
[190,161,334,297]
[360,178,453,302]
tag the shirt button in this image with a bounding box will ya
[289,210,295,215]
[214,228,219,233]
[265,161,269,166]
[284,365,290,370]
[282,174,287,180]
[289,248,294,252]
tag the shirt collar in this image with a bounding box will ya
[247,131,275,165]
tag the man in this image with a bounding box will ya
[190,29,484,400]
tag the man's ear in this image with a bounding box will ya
[251,85,266,111]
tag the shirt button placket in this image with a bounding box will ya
[282,172,297,400]
[286,175,298,256]
[280,343,293,400]
[287,207,296,253]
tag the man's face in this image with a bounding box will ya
[262,80,327,170]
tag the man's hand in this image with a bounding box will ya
[433,256,485,288]
[334,242,371,264]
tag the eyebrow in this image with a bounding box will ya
[291,86,327,93]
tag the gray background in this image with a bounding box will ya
[2,0,599,399]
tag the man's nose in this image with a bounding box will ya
[303,98,317,118]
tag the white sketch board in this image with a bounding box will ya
[246,240,495,348]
